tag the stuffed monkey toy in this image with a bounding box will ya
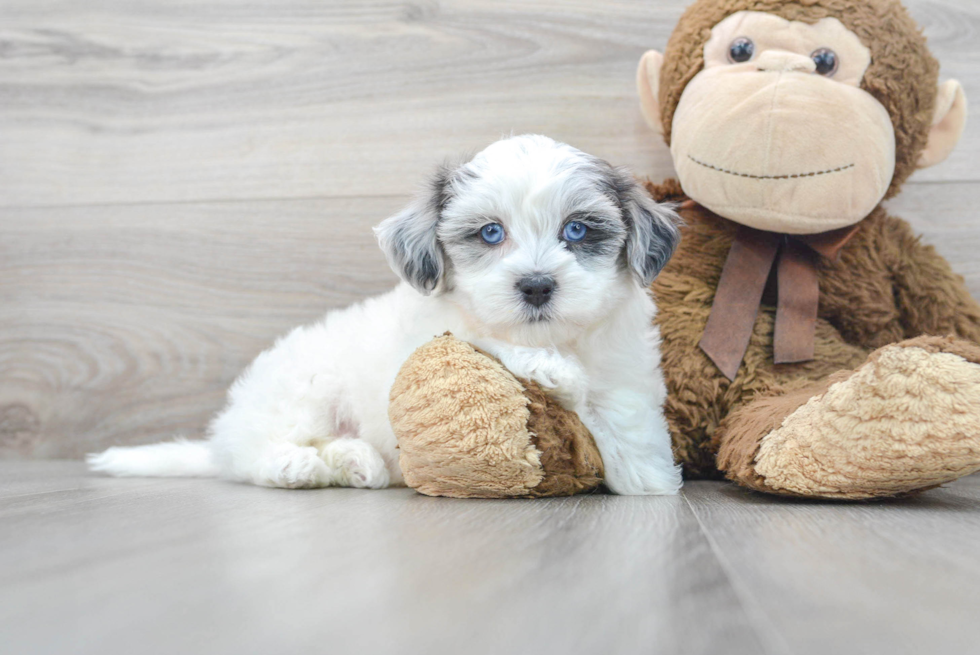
[637,0,980,498]
[391,0,980,499]
[390,334,604,498]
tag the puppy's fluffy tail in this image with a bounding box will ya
[86,438,217,478]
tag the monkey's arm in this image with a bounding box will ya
[882,214,980,344]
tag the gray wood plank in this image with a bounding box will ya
[0,196,403,459]
[886,181,980,286]
[0,461,765,655]
[0,459,126,498]
[684,474,980,655]
[4,182,979,459]
[1,0,977,208]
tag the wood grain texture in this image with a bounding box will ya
[0,0,978,208]
[3,3,980,651]
[0,197,404,458]
[0,462,765,655]
[683,473,980,655]
[3,462,979,655]
[886,182,980,285]
[4,182,979,459]
[2,0,979,460]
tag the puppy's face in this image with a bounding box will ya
[376,135,680,345]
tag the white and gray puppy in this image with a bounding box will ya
[88,134,683,495]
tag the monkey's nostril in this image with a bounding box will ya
[517,275,556,308]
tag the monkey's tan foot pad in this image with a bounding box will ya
[754,337,980,499]
[389,334,603,498]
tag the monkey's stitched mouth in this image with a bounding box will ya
[688,155,855,180]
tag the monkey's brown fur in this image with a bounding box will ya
[649,0,980,497]
[390,334,603,498]
[391,0,980,500]
[659,0,939,199]
[650,186,980,479]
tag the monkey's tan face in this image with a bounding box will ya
[670,12,896,234]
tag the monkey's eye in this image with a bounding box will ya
[480,223,505,245]
[728,38,755,63]
[811,48,839,76]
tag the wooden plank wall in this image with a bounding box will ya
[2,0,978,458]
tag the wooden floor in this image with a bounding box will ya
[4,1,980,652]
[2,461,979,655]
[2,0,980,458]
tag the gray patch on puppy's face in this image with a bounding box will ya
[435,206,504,272]
[374,163,464,294]
[439,155,630,274]
[581,157,681,284]
[390,134,681,345]
[559,209,627,266]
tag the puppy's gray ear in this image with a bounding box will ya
[613,170,681,285]
[374,167,455,294]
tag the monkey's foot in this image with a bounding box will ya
[719,336,980,499]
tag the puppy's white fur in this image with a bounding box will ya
[88,135,683,495]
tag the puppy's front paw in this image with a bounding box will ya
[600,447,683,496]
[498,347,587,409]
[605,461,682,496]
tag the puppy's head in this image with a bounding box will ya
[375,134,680,343]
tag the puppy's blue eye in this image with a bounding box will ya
[480,223,505,245]
[562,221,588,243]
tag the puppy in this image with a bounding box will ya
[88,135,683,495]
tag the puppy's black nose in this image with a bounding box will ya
[517,275,556,308]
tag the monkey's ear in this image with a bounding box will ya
[374,170,452,295]
[637,50,665,136]
[918,80,968,169]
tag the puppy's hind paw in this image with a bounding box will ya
[320,439,390,489]
[256,444,332,489]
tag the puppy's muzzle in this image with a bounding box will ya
[517,274,556,308]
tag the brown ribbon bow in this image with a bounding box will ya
[699,222,860,381]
